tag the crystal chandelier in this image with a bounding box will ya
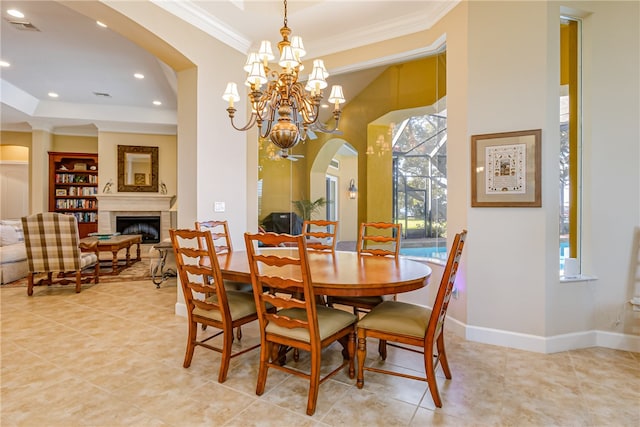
[222,0,345,157]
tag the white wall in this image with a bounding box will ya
[466,1,551,340]
[0,162,29,219]
[576,1,639,336]
[464,1,639,351]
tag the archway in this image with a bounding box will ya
[309,138,358,242]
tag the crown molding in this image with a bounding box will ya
[330,34,446,77]
[150,0,251,54]
[308,4,454,58]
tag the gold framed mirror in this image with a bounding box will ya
[117,145,159,192]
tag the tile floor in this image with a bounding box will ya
[1,278,639,426]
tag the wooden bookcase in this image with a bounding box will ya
[48,152,98,238]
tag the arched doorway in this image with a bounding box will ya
[309,139,358,243]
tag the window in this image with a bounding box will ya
[560,17,581,275]
[325,175,338,221]
[392,110,448,260]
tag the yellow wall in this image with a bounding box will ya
[1,131,32,154]
[0,144,29,161]
[52,134,98,153]
[259,54,446,226]
[302,53,447,224]
[257,140,305,223]
[97,132,177,196]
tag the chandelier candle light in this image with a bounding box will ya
[222,0,345,157]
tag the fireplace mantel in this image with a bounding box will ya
[97,194,176,242]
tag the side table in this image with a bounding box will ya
[150,241,176,287]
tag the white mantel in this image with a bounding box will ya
[97,194,176,242]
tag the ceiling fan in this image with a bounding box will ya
[278,149,304,161]
[286,154,304,162]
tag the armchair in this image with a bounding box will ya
[21,213,99,296]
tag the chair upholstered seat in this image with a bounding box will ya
[171,228,262,383]
[245,231,356,416]
[357,301,430,338]
[356,230,467,408]
[195,290,259,322]
[195,220,251,340]
[266,306,357,343]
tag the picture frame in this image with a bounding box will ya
[471,129,541,207]
[56,189,67,196]
[134,173,147,185]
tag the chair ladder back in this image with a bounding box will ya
[357,222,402,258]
[428,230,467,340]
[195,220,233,254]
[171,229,229,319]
[302,220,338,252]
[244,232,319,337]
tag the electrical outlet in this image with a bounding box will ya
[214,202,225,212]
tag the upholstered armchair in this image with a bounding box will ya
[21,213,99,296]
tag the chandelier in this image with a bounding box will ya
[222,0,345,157]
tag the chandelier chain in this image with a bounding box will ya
[283,0,288,27]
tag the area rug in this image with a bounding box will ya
[1,259,152,288]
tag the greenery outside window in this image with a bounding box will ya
[392,110,448,260]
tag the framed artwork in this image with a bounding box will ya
[134,173,146,185]
[471,129,541,207]
[55,189,67,196]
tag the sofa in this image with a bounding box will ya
[0,220,29,284]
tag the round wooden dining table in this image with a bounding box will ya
[217,248,432,297]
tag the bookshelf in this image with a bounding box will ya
[48,152,98,238]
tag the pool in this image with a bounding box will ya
[400,246,447,260]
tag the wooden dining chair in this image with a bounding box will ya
[355,229,467,408]
[195,220,233,254]
[170,228,262,383]
[196,220,250,338]
[327,222,402,314]
[357,221,402,257]
[302,220,338,252]
[244,231,357,416]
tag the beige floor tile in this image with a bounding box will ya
[1,279,638,426]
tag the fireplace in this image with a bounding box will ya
[116,216,161,244]
[96,194,175,242]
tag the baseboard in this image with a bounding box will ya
[595,330,640,352]
[175,302,187,318]
[173,301,640,354]
[464,323,640,353]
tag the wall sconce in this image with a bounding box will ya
[348,179,357,199]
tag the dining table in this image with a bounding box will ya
[216,248,432,297]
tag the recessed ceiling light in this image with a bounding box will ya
[0,60,9,67]
[7,9,24,19]
[134,73,144,79]
[48,92,59,98]
[96,21,107,28]
[153,100,162,106]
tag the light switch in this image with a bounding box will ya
[214,202,225,212]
